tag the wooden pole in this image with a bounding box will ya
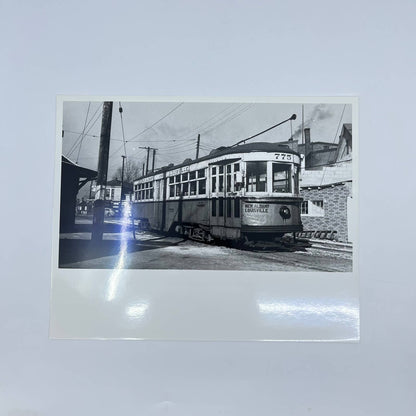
[121,155,126,201]
[92,101,113,242]
[196,134,200,159]
[152,148,156,172]
[146,146,150,175]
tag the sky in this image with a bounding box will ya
[62,100,352,179]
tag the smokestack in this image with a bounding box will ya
[304,128,311,144]
[304,128,311,169]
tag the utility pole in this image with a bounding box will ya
[302,104,304,144]
[120,155,126,201]
[152,148,156,172]
[146,146,150,175]
[196,133,200,159]
[142,163,145,177]
[92,101,113,242]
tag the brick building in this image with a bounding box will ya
[300,181,353,242]
[293,124,354,243]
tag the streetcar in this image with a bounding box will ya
[131,142,303,244]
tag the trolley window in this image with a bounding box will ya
[198,169,205,178]
[211,176,217,193]
[234,198,240,218]
[246,161,267,192]
[272,163,291,193]
[190,181,196,195]
[226,198,232,217]
[218,197,224,217]
[212,198,217,216]
[198,179,206,195]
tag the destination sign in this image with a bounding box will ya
[244,203,269,214]
[168,165,190,176]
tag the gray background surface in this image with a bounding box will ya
[1,1,415,415]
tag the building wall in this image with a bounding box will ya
[300,182,352,242]
[300,162,352,187]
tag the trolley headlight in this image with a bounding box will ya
[279,206,291,219]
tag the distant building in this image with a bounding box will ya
[93,179,133,202]
[278,128,339,169]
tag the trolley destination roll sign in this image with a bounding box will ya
[243,203,270,214]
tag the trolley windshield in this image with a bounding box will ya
[245,161,295,194]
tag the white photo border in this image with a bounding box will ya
[51,96,359,341]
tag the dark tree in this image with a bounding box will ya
[112,158,142,183]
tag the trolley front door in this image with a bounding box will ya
[210,160,242,238]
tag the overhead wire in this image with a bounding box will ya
[66,103,102,157]
[170,103,238,142]
[67,103,103,157]
[127,102,185,142]
[76,102,91,163]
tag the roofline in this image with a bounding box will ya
[300,179,352,190]
[61,155,97,177]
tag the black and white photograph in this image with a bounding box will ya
[58,98,356,272]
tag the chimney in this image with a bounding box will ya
[304,128,311,145]
[304,128,311,169]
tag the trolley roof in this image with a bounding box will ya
[135,142,300,181]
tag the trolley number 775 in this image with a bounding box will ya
[275,153,292,161]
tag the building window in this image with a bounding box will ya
[212,198,216,216]
[301,200,325,216]
[272,163,291,193]
[246,161,267,192]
